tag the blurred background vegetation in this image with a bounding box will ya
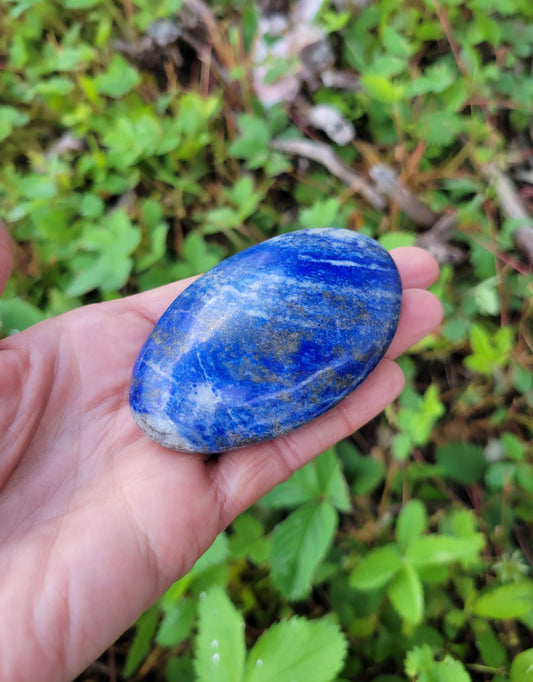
[1,0,533,680]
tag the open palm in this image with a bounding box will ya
[0,226,442,682]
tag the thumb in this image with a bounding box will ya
[0,219,13,296]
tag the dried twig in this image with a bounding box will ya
[369,164,437,227]
[416,213,465,264]
[271,137,386,210]
[483,162,533,266]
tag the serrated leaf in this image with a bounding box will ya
[300,199,342,230]
[405,645,471,682]
[245,616,347,682]
[349,545,402,591]
[314,449,350,511]
[66,211,141,296]
[387,561,424,625]
[262,449,349,510]
[436,442,487,484]
[194,587,245,682]
[471,581,533,619]
[95,54,141,98]
[229,513,271,564]
[405,644,434,677]
[396,500,427,549]
[229,114,270,168]
[510,648,533,682]
[406,534,484,568]
[271,501,337,601]
[417,110,465,147]
[432,658,471,682]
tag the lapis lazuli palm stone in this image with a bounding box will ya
[129,228,402,453]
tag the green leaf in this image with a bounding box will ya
[300,199,342,230]
[396,500,427,549]
[471,619,507,668]
[485,462,516,491]
[406,534,484,568]
[194,587,245,682]
[124,602,160,677]
[64,0,102,7]
[381,25,414,58]
[165,653,195,682]
[510,648,533,682]
[431,658,471,682]
[387,561,424,625]
[190,533,229,576]
[405,645,472,682]
[271,501,337,600]
[471,581,533,619]
[314,449,351,511]
[245,616,347,682]
[0,106,30,141]
[436,442,487,484]
[157,596,196,647]
[379,231,417,250]
[361,74,404,103]
[350,454,384,495]
[229,114,271,169]
[349,545,402,591]
[465,323,514,375]
[0,298,45,333]
[228,513,271,564]
[404,61,457,97]
[182,231,224,274]
[501,432,525,461]
[417,110,465,147]
[35,77,74,96]
[262,449,349,510]
[95,54,141,97]
[66,211,141,296]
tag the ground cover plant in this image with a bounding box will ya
[1,0,532,680]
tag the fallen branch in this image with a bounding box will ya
[483,162,533,266]
[369,163,437,227]
[416,213,465,264]
[270,138,386,210]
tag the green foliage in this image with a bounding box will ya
[193,587,347,682]
[510,649,533,682]
[2,0,533,678]
[350,500,484,626]
[243,616,347,682]
[405,645,471,682]
[271,500,337,601]
[195,588,246,682]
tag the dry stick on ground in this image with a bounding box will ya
[369,163,437,227]
[270,138,386,211]
[483,163,533,266]
[271,138,444,231]
[416,213,465,264]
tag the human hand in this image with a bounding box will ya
[0,223,442,682]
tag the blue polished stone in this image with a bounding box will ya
[129,228,402,453]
